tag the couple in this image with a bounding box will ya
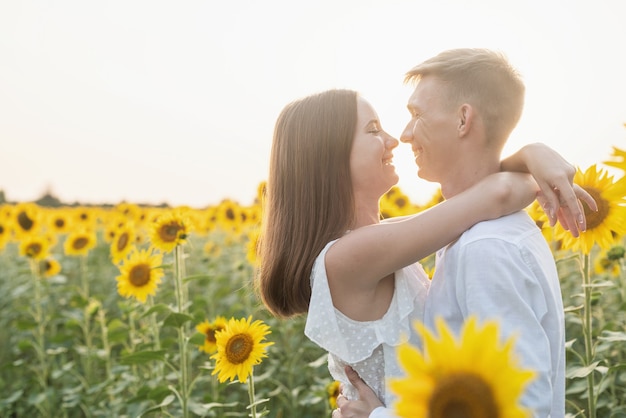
[256,48,596,418]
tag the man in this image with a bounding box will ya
[334,48,590,418]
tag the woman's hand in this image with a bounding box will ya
[501,143,598,236]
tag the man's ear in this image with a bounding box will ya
[457,104,473,137]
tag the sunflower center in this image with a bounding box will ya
[582,187,609,231]
[55,218,65,228]
[116,232,130,251]
[159,222,183,242]
[72,237,89,250]
[225,208,235,221]
[206,326,224,344]
[225,333,254,364]
[428,372,498,418]
[27,243,43,257]
[40,259,52,273]
[129,263,151,287]
[17,211,34,231]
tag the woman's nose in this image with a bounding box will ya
[385,133,399,149]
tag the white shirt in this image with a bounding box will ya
[424,211,565,418]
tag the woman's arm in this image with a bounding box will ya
[501,143,597,233]
[326,171,537,291]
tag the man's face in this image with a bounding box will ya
[400,76,462,184]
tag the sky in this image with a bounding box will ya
[1,0,625,208]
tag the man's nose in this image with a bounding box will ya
[400,122,414,143]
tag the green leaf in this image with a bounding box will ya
[188,332,206,346]
[183,274,213,283]
[566,361,601,379]
[0,390,24,405]
[598,330,626,342]
[188,401,239,414]
[120,350,167,365]
[163,312,194,328]
[141,303,172,318]
[583,280,615,288]
[137,394,176,417]
[246,397,270,409]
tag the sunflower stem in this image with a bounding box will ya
[78,255,95,384]
[29,259,51,418]
[97,307,112,380]
[147,296,164,379]
[582,253,596,418]
[174,245,190,418]
[247,372,258,418]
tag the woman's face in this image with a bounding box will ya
[349,97,399,200]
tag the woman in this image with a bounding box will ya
[256,89,592,406]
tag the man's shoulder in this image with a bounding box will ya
[459,211,538,243]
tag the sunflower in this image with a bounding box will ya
[254,180,267,206]
[102,213,128,243]
[201,206,220,234]
[0,219,11,250]
[245,227,260,265]
[423,265,435,281]
[46,208,73,236]
[215,199,243,235]
[39,257,62,278]
[389,316,535,418]
[240,205,261,231]
[64,228,97,256]
[203,240,222,258]
[114,202,142,223]
[19,234,53,260]
[554,165,626,254]
[149,208,192,252]
[115,247,164,303]
[380,186,417,218]
[525,200,562,251]
[12,202,42,238]
[327,380,341,409]
[594,245,625,277]
[196,316,228,354]
[110,223,136,264]
[71,207,98,230]
[211,316,273,383]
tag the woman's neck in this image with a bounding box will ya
[352,198,381,229]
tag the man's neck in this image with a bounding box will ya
[440,159,501,199]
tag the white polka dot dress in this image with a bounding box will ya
[304,240,430,406]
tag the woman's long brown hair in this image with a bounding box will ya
[256,89,358,318]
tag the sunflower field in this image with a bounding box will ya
[1,146,626,418]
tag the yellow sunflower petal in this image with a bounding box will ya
[392,316,536,418]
